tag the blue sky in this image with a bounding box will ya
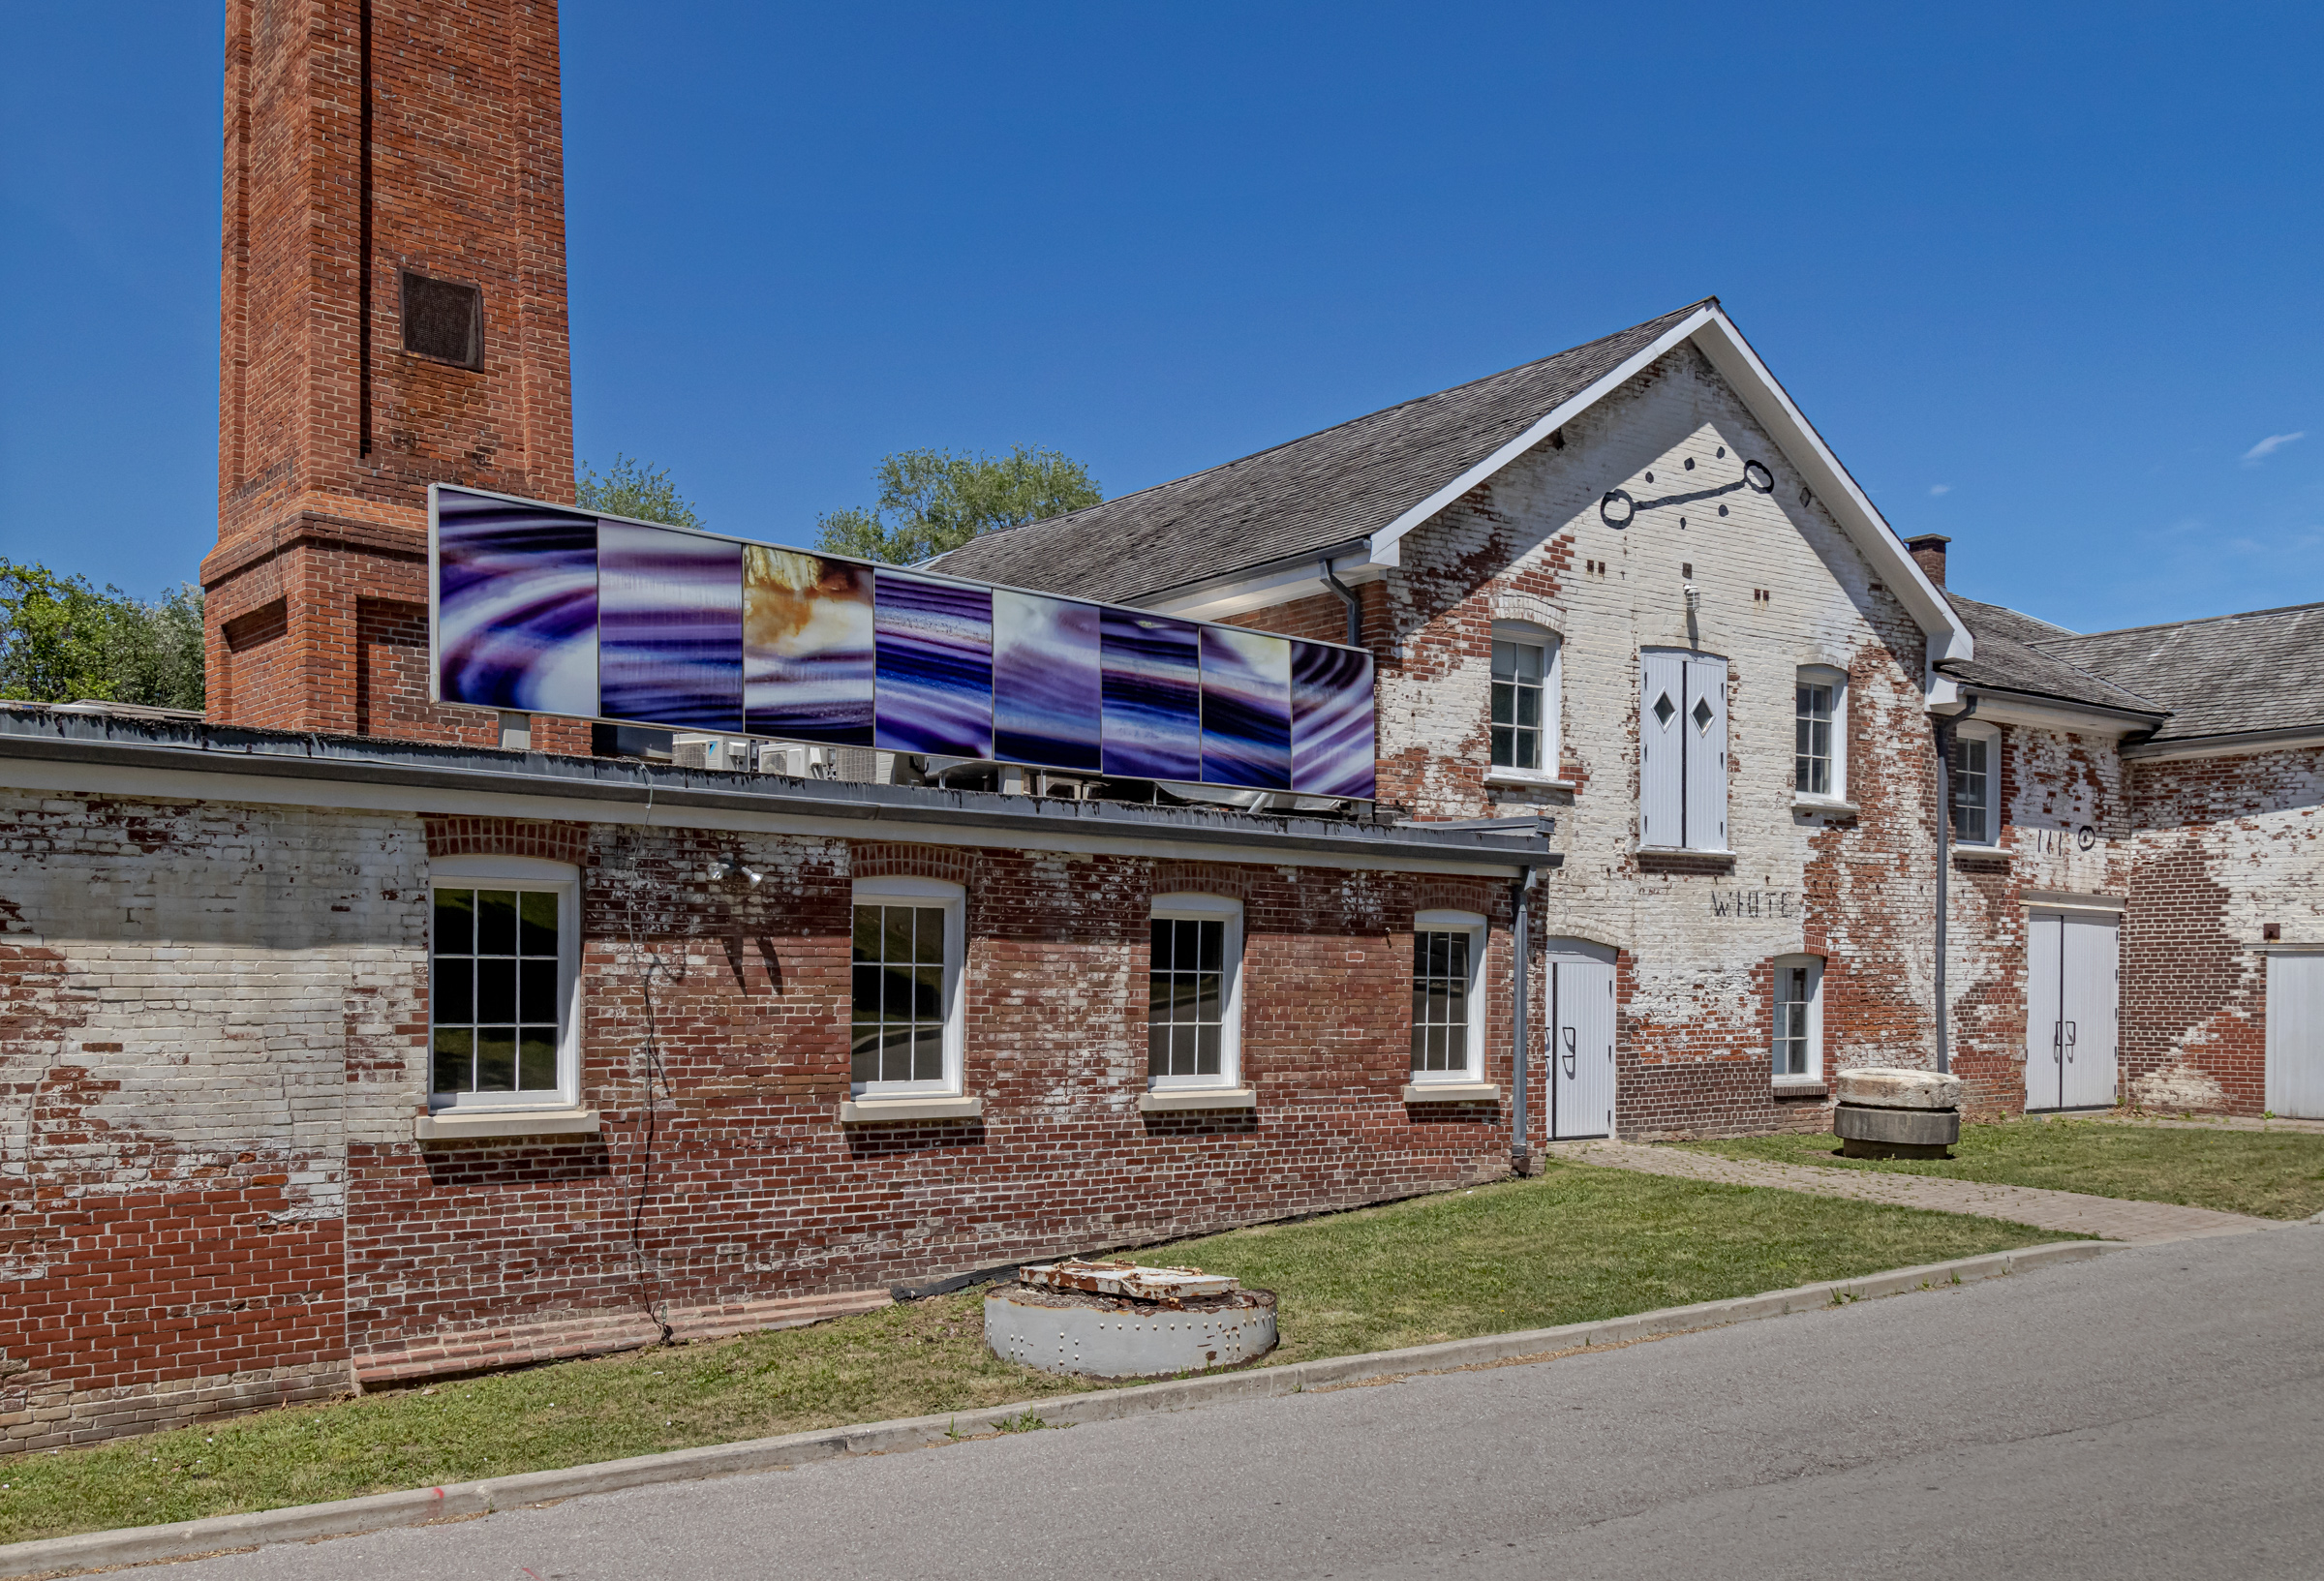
[3,2,2318,633]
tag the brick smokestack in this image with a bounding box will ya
[204,0,589,749]
[1906,534,1949,590]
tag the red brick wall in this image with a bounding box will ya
[207,0,579,745]
[341,830,1527,1368]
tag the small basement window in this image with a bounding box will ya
[1772,955,1823,1081]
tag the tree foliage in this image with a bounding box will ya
[814,445,1102,564]
[576,454,704,528]
[0,562,206,711]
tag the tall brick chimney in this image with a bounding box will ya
[1906,533,1949,590]
[204,0,589,749]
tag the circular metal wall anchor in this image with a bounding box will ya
[1743,460,1775,493]
[1600,490,1636,529]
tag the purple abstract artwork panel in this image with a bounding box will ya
[1100,609,1201,781]
[598,521,744,732]
[434,488,599,717]
[993,590,1101,772]
[1291,641,1376,798]
[1199,627,1292,790]
[744,546,874,745]
[874,572,993,757]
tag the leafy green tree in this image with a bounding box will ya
[814,445,1102,564]
[0,562,206,711]
[576,453,704,528]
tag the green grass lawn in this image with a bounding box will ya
[1683,1117,2324,1221]
[0,1162,2058,1545]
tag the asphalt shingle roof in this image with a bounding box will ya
[1941,595,2167,719]
[928,300,1712,603]
[2035,602,2324,743]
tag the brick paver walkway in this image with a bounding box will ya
[1548,1140,2280,1244]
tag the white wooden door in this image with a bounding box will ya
[1684,654,1728,852]
[1638,652,1686,848]
[2266,954,2324,1118]
[1547,940,1617,1139]
[2025,911,2065,1111]
[2060,913,2120,1110]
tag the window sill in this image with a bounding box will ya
[413,1107,598,1142]
[1137,1087,1257,1112]
[1483,770,1577,792]
[1791,797,1860,817]
[839,1094,985,1124]
[1772,1078,1829,1097]
[1402,1081,1503,1104]
[1636,847,1736,875]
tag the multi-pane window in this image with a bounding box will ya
[1950,730,1993,844]
[1148,917,1226,1080]
[1411,929,1474,1075]
[431,885,564,1099]
[851,903,948,1086]
[1795,682,1834,796]
[1774,958,1818,1078]
[1491,640,1545,771]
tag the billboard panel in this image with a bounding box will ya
[873,571,993,758]
[743,546,874,745]
[993,589,1102,772]
[429,483,1375,798]
[1099,608,1201,781]
[433,490,599,717]
[1198,626,1293,790]
[598,522,744,732]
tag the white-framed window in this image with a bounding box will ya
[1410,908,1487,1082]
[1794,666,1848,801]
[850,876,965,1097]
[1772,954,1823,1080]
[429,855,582,1111]
[1147,893,1243,1090]
[1489,623,1562,775]
[1949,722,2001,847]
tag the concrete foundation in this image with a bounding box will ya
[985,1286,1277,1379]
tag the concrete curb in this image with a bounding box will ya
[0,1238,2122,1578]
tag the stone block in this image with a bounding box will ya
[1833,1103,1960,1147]
[1832,1067,1962,1110]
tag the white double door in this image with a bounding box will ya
[2025,911,2120,1111]
[1545,939,1616,1140]
[2266,954,2324,1119]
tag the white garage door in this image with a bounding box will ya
[2266,953,2324,1119]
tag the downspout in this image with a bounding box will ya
[1933,692,1978,1075]
[1319,558,1363,648]
[1512,865,1534,1175]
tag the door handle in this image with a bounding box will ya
[2065,1020,2077,1061]
[1562,1026,1577,1075]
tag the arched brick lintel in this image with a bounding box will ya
[423,816,592,867]
[848,841,973,887]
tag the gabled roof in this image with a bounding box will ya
[2037,602,2324,744]
[931,301,1708,602]
[928,301,1972,662]
[1940,595,2167,720]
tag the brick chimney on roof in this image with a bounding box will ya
[203,0,590,750]
[1906,534,1949,590]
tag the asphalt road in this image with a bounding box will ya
[164,1226,2323,1580]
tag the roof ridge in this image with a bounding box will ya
[2036,598,2324,645]
[937,298,1716,557]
